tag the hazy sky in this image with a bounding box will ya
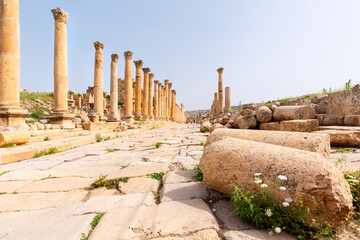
[19,0,360,111]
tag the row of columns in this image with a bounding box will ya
[211,68,231,116]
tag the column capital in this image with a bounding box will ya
[149,73,155,79]
[94,41,104,50]
[134,60,143,68]
[169,83,172,88]
[172,90,176,94]
[164,79,169,84]
[154,80,159,84]
[111,54,119,62]
[142,68,151,73]
[124,51,133,59]
[217,67,224,73]
[52,8,69,24]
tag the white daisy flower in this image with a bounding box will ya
[278,175,287,181]
[265,208,273,217]
[285,198,293,203]
[254,179,262,184]
[282,202,290,207]
[274,227,281,233]
[260,184,268,188]
[269,231,273,236]
[279,186,286,191]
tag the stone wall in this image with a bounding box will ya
[118,78,125,102]
[327,85,360,115]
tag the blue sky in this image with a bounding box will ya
[19,0,360,110]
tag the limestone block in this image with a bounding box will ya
[314,101,328,114]
[313,130,360,147]
[210,123,226,133]
[312,94,328,104]
[344,115,360,126]
[151,229,220,240]
[255,106,272,123]
[279,119,319,132]
[259,122,280,131]
[234,115,257,129]
[163,170,195,184]
[35,122,45,130]
[206,128,330,156]
[200,120,211,132]
[242,104,256,110]
[316,114,344,126]
[199,137,352,227]
[159,182,209,202]
[118,177,160,194]
[82,122,119,131]
[273,105,315,122]
[0,130,31,147]
[44,124,52,130]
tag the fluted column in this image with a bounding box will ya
[168,83,172,120]
[162,85,166,120]
[142,68,150,120]
[123,51,134,121]
[225,86,231,114]
[217,67,224,114]
[164,80,169,120]
[171,90,176,121]
[134,60,143,120]
[148,73,154,121]
[160,84,164,120]
[214,92,218,115]
[158,83,163,120]
[154,80,159,120]
[108,54,120,121]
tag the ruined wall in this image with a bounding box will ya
[327,85,360,115]
[118,78,125,102]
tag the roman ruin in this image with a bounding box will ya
[123,51,134,122]
[108,54,120,122]
[134,60,143,120]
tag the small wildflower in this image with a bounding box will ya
[349,179,360,183]
[278,175,287,181]
[254,179,262,184]
[347,175,355,179]
[285,198,293,203]
[265,208,273,217]
[282,202,290,207]
[274,227,281,233]
[254,173,262,176]
[268,231,273,236]
[260,184,268,188]
[279,186,286,191]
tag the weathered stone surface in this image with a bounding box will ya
[0,203,96,240]
[200,137,352,227]
[259,122,280,131]
[255,106,272,123]
[234,115,257,129]
[206,128,330,156]
[279,119,319,132]
[163,170,195,184]
[314,101,328,114]
[74,193,156,214]
[83,122,119,131]
[200,120,211,132]
[210,123,226,133]
[152,229,220,240]
[175,156,199,170]
[0,130,31,147]
[316,114,344,126]
[279,97,306,106]
[314,130,360,147]
[89,199,219,239]
[243,104,256,110]
[0,191,88,212]
[0,180,31,194]
[224,230,295,240]
[327,86,360,115]
[313,94,328,104]
[344,115,360,126]
[273,105,315,122]
[106,163,170,179]
[159,182,208,202]
[226,111,240,128]
[118,177,160,194]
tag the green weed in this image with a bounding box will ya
[200,141,205,146]
[146,172,165,180]
[155,142,172,148]
[0,170,10,176]
[34,148,59,158]
[1,144,16,148]
[336,148,354,153]
[91,175,129,189]
[44,137,49,141]
[91,214,104,228]
[345,170,360,211]
[193,165,203,181]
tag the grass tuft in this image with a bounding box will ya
[155,142,172,148]
[34,148,59,158]
[193,165,203,181]
[146,172,165,180]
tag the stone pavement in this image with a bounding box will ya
[0,124,294,240]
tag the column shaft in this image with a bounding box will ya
[123,51,134,121]
[134,60,143,119]
[225,86,231,114]
[148,73,154,120]
[108,54,119,121]
[154,80,159,120]
[217,67,224,114]
[142,68,150,120]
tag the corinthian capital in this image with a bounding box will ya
[164,79,169,84]
[134,60,143,68]
[52,8,69,24]
[217,67,224,73]
[142,68,151,74]
[124,51,133,59]
[94,41,104,50]
[154,80,159,84]
[111,54,119,62]
[149,73,155,79]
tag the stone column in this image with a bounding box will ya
[77,94,82,109]
[181,104,184,122]
[214,92,218,115]
[162,85,166,120]
[142,68,150,120]
[225,86,231,114]
[108,54,120,121]
[171,90,176,121]
[133,60,143,120]
[164,80,169,120]
[217,67,224,114]
[148,73,154,120]
[89,41,106,122]
[154,80,159,120]
[160,84,164,120]
[48,8,74,127]
[123,51,134,122]
[168,83,172,120]
[158,83,163,120]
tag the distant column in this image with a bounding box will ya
[225,86,231,114]
[148,73,154,120]
[77,94,82,109]
[142,68,151,120]
[214,92,218,115]
[158,83,163,120]
[154,80,159,120]
[171,90,176,121]
[181,104,184,122]
[160,84,165,120]
[134,60,143,120]
[164,80,169,120]
[108,54,120,121]
[123,51,134,122]
[217,67,224,114]
[168,83,173,120]
[48,8,74,127]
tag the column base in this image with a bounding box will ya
[0,106,29,127]
[154,116,159,121]
[106,116,121,122]
[142,115,149,121]
[134,114,143,121]
[89,113,107,123]
[149,115,154,121]
[48,111,75,129]
[122,113,134,122]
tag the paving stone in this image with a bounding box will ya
[213,200,253,230]
[0,203,96,240]
[224,230,296,240]
[107,163,170,179]
[0,191,88,212]
[17,177,93,193]
[160,182,209,202]
[151,229,220,240]
[0,170,54,181]
[0,180,32,194]
[163,170,196,184]
[88,188,119,197]
[74,193,155,214]
[89,199,219,240]
[118,177,160,194]
[175,156,198,170]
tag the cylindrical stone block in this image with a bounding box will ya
[123,51,134,121]
[273,106,316,122]
[109,54,119,121]
[225,86,231,113]
[217,67,224,114]
[148,73,154,120]
[93,41,104,116]
[154,80,159,120]
[134,60,143,119]
[142,68,150,120]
